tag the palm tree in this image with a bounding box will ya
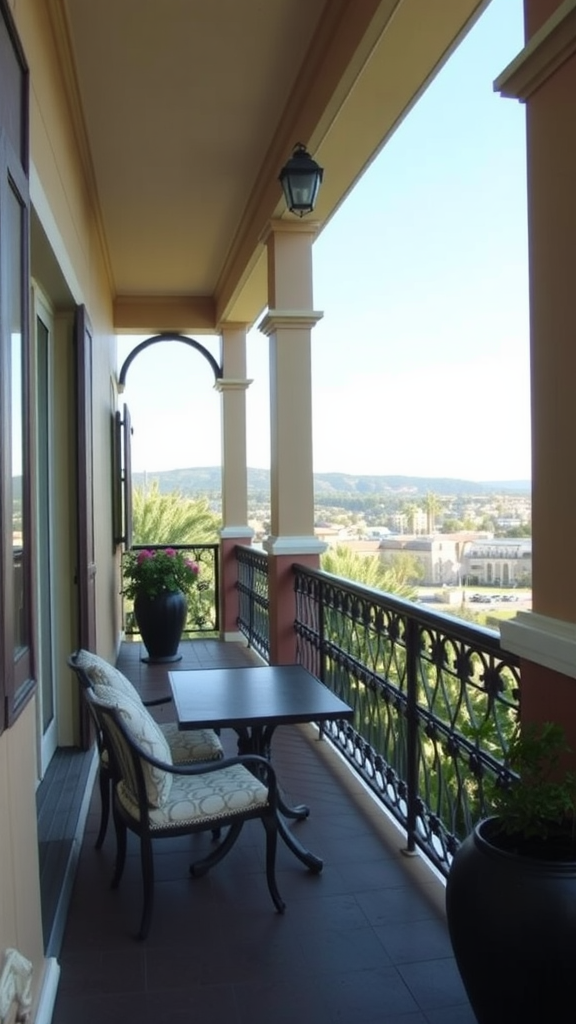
[131,481,220,545]
[402,502,422,535]
[424,491,442,534]
[321,545,419,600]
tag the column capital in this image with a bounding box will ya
[214,377,253,392]
[259,310,324,336]
[494,0,576,101]
[260,219,320,245]
[220,526,254,540]
[217,321,250,333]
[500,611,576,680]
[263,535,327,556]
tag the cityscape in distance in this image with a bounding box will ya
[132,467,532,535]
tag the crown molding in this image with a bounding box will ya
[494,0,576,101]
[500,610,576,679]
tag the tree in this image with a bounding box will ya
[401,502,422,534]
[131,481,220,545]
[321,545,419,600]
[424,491,442,533]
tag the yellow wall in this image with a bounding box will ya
[14,0,120,665]
[0,3,121,1014]
[0,702,45,1011]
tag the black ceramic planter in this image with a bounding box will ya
[133,589,188,663]
[446,816,576,1023]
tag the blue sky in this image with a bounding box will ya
[118,0,529,482]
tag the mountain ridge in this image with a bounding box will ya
[132,467,531,498]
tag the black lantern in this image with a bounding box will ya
[279,143,324,217]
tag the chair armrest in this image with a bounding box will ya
[142,695,173,708]
[133,740,276,782]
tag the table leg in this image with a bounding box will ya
[237,724,311,819]
[277,815,323,874]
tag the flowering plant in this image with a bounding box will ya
[122,547,200,600]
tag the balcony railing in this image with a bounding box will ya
[234,546,521,878]
[122,543,220,636]
[236,544,269,660]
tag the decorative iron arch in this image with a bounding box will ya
[118,332,222,390]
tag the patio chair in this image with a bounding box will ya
[68,650,224,848]
[83,683,285,939]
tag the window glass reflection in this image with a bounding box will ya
[9,183,27,654]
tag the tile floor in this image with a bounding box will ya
[51,639,476,1024]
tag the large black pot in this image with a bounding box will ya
[446,816,576,1023]
[133,589,188,663]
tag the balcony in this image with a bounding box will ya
[50,637,475,1023]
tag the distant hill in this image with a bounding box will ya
[132,468,531,498]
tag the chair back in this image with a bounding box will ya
[83,685,156,814]
[68,653,108,763]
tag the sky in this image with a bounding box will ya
[118,0,529,483]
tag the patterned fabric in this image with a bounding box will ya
[95,687,173,808]
[74,648,223,763]
[116,763,269,828]
[74,649,142,704]
[160,722,222,763]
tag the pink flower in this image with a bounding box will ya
[164,548,176,557]
[186,559,200,575]
[137,549,153,564]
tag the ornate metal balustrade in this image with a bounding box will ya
[235,545,270,660]
[293,565,521,877]
[122,544,220,636]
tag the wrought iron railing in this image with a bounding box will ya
[122,544,220,636]
[235,545,270,660]
[292,564,521,877]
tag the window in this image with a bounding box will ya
[0,0,33,730]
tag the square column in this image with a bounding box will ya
[216,323,253,640]
[496,0,576,751]
[260,221,325,663]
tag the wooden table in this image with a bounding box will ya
[169,664,354,872]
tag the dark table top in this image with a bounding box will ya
[169,664,354,731]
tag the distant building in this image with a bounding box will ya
[378,532,498,587]
[463,538,532,586]
[378,535,463,586]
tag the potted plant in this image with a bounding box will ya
[122,547,200,663]
[446,721,576,1024]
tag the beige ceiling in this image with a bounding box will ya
[51,0,493,331]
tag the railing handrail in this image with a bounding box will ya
[293,562,521,876]
[233,548,521,877]
[293,562,503,650]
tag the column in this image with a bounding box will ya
[216,323,253,641]
[496,0,576,752]
[259,220,325,664]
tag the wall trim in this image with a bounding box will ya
[494,0,576,100]
[500,610,576,679]
[222,630,248,644]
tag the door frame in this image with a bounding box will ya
[33,286,57,775]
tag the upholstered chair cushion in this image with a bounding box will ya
[95,687,173,808]
[116,762,269,827]
[73,648,224,763]
[74,649,143,705]
[160,722,223,763]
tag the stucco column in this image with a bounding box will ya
[259,221,325,663]
[215,323,253,641]
[496,0,576,752]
